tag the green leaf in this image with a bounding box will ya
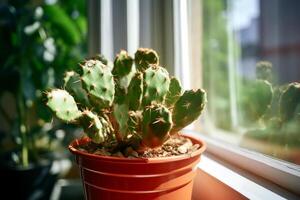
[43,5,80,45]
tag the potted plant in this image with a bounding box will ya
[45,48,207,200]
[0,0,87,199]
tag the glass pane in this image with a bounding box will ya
[202,0,300,165]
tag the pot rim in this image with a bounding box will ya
[69,133,206,164]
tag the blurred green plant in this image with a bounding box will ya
[242,62,300,147]
[0,0,87,167]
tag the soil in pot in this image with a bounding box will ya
[76,135,201,158]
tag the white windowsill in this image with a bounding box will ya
[197,155,298,200]
[184,130,300,199]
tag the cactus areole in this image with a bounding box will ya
[46,48,207,200]
[45,48,207,154]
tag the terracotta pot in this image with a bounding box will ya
[69,134,206,200]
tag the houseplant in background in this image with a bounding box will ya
[0,0,87,199]
[45,48,207,200]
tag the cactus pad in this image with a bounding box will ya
[112,50,134,77]
[80,60,115,108]
[46,89,81,122]
[79,110,109,144]
[113,104,129,139]
[142,104,172,147]
[165,77,182,107]
[127,72,143,110]
[135,48,159,71]
[280,82,300,122]
[143,65,170,106]
[64,71,90,108]
[243,80,273,121]
[171,89,206,133]
[127,111,141,136]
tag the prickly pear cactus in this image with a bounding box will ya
[127,72,143,110]
[135,48,159,71]
[45,48,206,150]
[46,89,81,122]
[165,77,182,107]
[79,110,109,144]
[64,71,90,108]
[80,60,115,108]
[113,50,133,78]
[142,104,172,147]
[142,65,170,106]
[171,89,206,134]
[113,103,129,139]
[280,82,300,122]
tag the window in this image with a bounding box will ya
[88,0,300,195]
[200,0,300,166]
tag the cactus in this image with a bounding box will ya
[171,89,206,134]
[142,65,170,106]
[113,103,129,139]
[112,50,134,78]
[46,89,81,122]
[127,72,143,110]
[80,59,115,109]
[64,71,90,108]
[79,110,110,144]
[142,104,172,147]
[243,62,300,148]
[45,48,206,151]
[135,48,159,71]
[127,111,141,136]
[252,80,273,119]
[165,77,182,107]
[279,82,300,122]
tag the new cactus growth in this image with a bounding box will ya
[45,48,206,152]
[113,50,134,78]
[135,48,159,71]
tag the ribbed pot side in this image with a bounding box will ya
[69,134,206,200]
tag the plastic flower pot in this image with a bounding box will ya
[69,134,206,200]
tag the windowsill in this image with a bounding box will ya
[185,129,300,200]
[194,154,298,200]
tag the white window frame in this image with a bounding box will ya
[87,0,300,197]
